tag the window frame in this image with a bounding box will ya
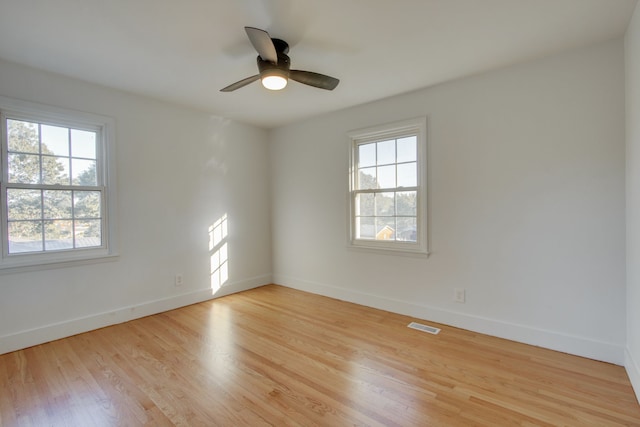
[348,117,428,256]
[0,96,118,271]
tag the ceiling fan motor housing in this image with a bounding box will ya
[257,51,291,79]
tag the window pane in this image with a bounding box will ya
[358,167,377,190]
[7,119,39,153]
[7,189,42,220]
[74,191,101,218]
[377,165,396,188]
[350,119,424,252]
[358,143,376,168]
[375,217,396,240]
[43,190,72,219]
[72,159,97,185]
[356,217,375,239]
[42,156,70,185]
[71,129,96,159]
[8,221,43,253]
[396,191,417,216]
[41,124,69,156]
[397,162,417,187]
[75,219,102,248]
[377,140,395,165]
[397,136,417,163]
[356,193,374,216]
[8,153,41,184]
[397,217,417,242]
[44,220,73,250]
[375,192,395,216]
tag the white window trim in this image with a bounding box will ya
[0,96,118,272]
[347,116,428,256]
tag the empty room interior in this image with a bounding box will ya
[2,0,640,425]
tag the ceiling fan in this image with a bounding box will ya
[221,27,339,92]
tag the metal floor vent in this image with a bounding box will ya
[408,322,441,335]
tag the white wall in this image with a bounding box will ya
[270,40,626,364]
[0,59,272,354]
[626,1,640,401]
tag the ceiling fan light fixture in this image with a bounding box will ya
[261,72,288,90]
[220,27,339,93]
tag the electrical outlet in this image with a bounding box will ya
[454,288,466,303]
[175,274,184,287]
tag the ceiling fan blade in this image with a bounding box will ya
[220,74,260,92]
[290,70,339,90]
[245,27,278,63]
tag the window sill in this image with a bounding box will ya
[0,250,119,275]
[347,241,430,258]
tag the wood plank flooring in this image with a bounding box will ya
[1,284,639,426]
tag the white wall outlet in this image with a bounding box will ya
[454,288,466,303]
[175,274,184,287]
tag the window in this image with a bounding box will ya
[348,117,427,255]
[0,97,117,269]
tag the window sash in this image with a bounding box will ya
[4,185,106,255]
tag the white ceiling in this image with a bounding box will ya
[0,0,636,129]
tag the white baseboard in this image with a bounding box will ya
[626,348,640,404]
[274,275,625,365]
[0,274,271,355]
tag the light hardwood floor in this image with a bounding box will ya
[1,284,639,426]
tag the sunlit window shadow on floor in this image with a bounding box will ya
[209,213,228,295]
